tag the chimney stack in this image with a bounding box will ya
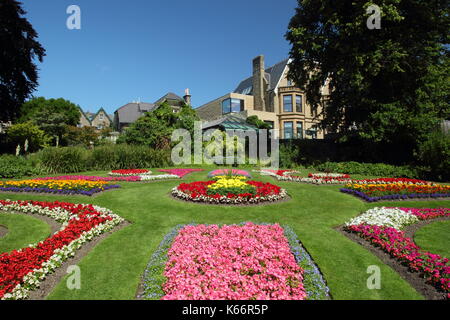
[183,88,192,106]
[252,55,266,111]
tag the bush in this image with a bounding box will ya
[36,147,88,174]
[415,131,450,181]
[314,161,418,178]
[0,155,42,178]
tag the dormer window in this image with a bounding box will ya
[241,87,252,95]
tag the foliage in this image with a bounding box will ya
[64,125,100,147]
[0,0,46,122]
[36,147,88,174]
[5,121,49,153]
[415,130,450,181]
[315,161,418,178]
[0,155,41,178]
[118,102,199,149]
[246,115,271,129]
[286,0,449,160]
[279,141,300,169]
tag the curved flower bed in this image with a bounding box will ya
[172,176,287,205]
[159,168,203,178]
[255,169,352,185]
[344,207,450,299]
[341,181,450,202]
[36,175,142,182]
[140,223,329,300]
[207,169,251,179]
[0,200,124,300]
[108,169,151,176]
[0,179,120,196]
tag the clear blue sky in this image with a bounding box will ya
[22,0,297,114]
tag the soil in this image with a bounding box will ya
[0,209,130,300]
[337,217,450,300]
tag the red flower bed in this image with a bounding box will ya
[0,200,123,299]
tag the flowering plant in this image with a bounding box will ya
[254,169,351,185]
[345,207,450,298]
[173,178,287,205]
[36,175,142,182]
[208,169,251,179]
[108,169,151,176]
[0,200,124,300]
[0,179,120,196]
[159,168,203,178]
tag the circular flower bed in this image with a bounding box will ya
[171,176,288,205]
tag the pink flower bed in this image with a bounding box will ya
[36,175,142,182]
[159,168,203,178]
[396,207,450,220]
[162,223,306,300]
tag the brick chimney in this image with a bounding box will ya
[183,88,192,106]
[252,55,266,111]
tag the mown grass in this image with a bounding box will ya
[0,213,51,253]
[0,168,448,300]
[414,220,450,258]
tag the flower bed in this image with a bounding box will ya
[0,179,120,196]
[255,169,352,185]
[344,207,450,299]
[159,168,203,178]
[0,200,124,300]
[340,181,450,202]
[208,169,251,179]
[36,175,142,182]
[172,176,287,205]
[140,223,329,300]
[108,169,151,176]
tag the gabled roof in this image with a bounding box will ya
[154,92,184,105]
[92,107,112,123]
[78,107,92,125]
[234,58,290,95]
[114,102,157,124]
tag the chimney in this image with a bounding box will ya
[183,88,192,106]
[252,55,266,111]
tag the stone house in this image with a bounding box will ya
[78,107,113,130]
[196,55,330,139]
[114,91,192,132]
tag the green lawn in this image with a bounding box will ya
[0,168,448,300]
[414,220,450,258]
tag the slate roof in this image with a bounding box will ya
[154,92,184,105]
[201,113,258,131]
[234,59,289,95]
[114,102,157,124]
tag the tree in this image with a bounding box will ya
[6,121,49,152]
[64,126,100,147]
[0,0,45,122]
[285,0,449,155]
[19,97,82,145]
[118,102,199,149]
[246,115,271,130]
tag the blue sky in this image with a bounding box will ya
[22,0,298,114]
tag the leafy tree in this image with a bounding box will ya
[286,0,449,156]
[0,0,46,122]
[64,125,100,147]
[19,97,82,145]
[6,121,49,152]
[246,115,271,129]
[118,102,199,149]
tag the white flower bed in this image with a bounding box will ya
[140,174,180,181]
[345,207,419,230]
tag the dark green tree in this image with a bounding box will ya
[118,102,199,149]
[0,0,45,121]
[286,0,449,154]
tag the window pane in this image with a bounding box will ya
[296,95,303,113]
[231,99,244,112]
[222,99,231,114]
[284,121,293,139]
[296,122,303,139]
[283,95,293,112]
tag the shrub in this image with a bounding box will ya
[0,155,42,178]
[314,161,418,178]
[415,130,450,181]
[36,147,88,174]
